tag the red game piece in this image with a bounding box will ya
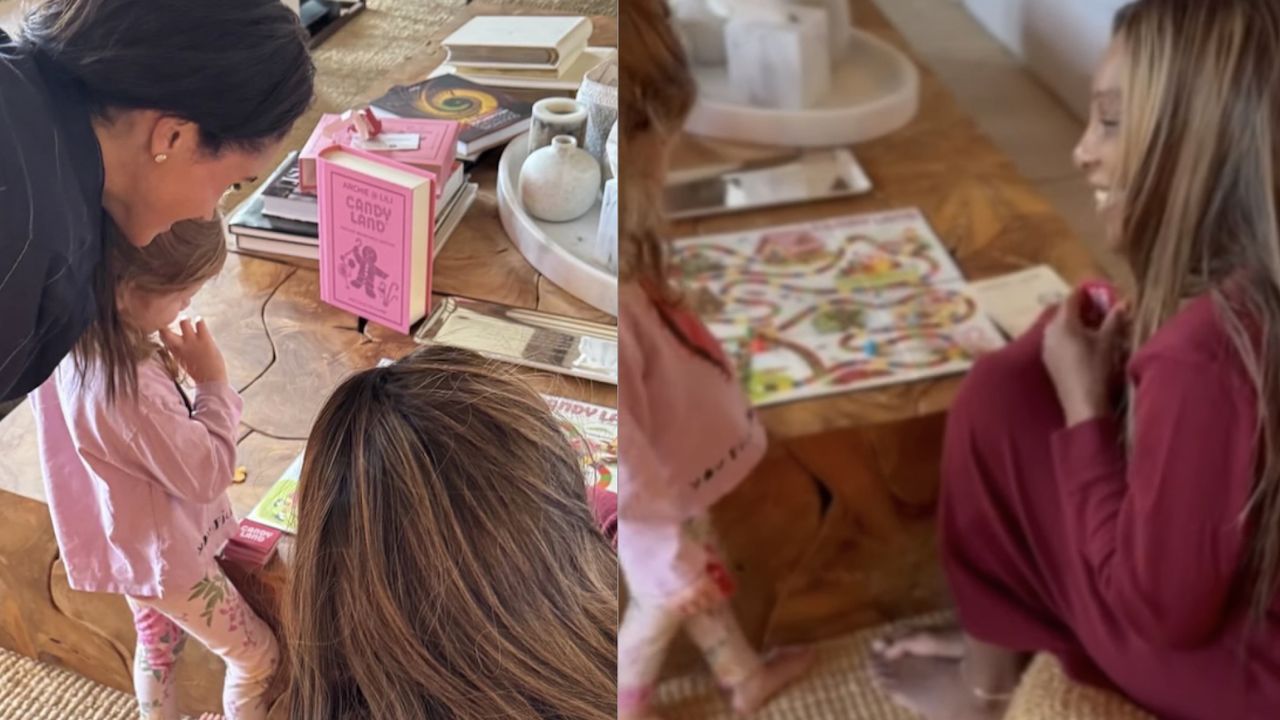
[1079,281,1117,329]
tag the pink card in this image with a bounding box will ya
[229,519,282,554]
[316,144,436,334]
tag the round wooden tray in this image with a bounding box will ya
[685,28,920,147]
[497,133,618,317]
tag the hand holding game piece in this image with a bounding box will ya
[1078,281,1118,329]
[1042,287,1128,425]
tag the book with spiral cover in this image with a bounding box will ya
[371,74,532,158]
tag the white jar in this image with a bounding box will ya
[529,98,589,155]
[519,135,602,223]
[605,120,618,179]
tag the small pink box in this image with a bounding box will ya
[300,112,459,193]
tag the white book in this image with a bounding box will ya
[234,234,320,262]
[433,47,617,92]
[444,16,592,69]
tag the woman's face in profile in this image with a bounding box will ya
[1074,39,1125,250]
[122,119,284,248]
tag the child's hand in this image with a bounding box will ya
[1041,289,1128,426]
[160,319,228,385]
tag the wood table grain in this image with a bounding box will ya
[660,0,1102,673]
[0,8,617,716]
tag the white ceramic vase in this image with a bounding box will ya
[519,135,602,223]
[575,58,618,172]
[605,120,618,179]
[529,97,589,155]
[594,178,618,272]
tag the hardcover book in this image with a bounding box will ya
[316,144,436,334]
[371,74,532,159]
[443,16,591,69]
[299,113,459,192]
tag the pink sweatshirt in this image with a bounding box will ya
[31,354,242,598]
[619,282,766,598]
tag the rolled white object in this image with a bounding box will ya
[593,179,618,272]
[725,6,831,110]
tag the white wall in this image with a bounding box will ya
[963,0,1126,119]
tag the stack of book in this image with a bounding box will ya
[371,74,534,161]
[226,149,477,264]
[431,16,611,96]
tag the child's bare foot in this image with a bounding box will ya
[730,646,815,715]
[619,687,663,720]
[871,627,1021,720]
[872,626,966,661]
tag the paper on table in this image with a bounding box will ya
[351,133,421,151]
[967,265,1071,339]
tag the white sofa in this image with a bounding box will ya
[963,0,1127,120]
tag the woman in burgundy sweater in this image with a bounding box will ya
[873,2,1280,719]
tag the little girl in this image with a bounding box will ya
[616,1,813,717]
[32,219,278,720]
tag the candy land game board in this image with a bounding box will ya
[671,208,1006,407]
[544,394,618,493]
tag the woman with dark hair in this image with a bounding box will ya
[0,0,315,402]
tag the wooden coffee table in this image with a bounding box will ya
[0,9,617,716]
[661,0,1100,672]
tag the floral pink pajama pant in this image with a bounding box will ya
[127,566,278,720]
[618,514,762,711]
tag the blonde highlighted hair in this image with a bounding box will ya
[1113,0,1280,619]
[284,346,618,720]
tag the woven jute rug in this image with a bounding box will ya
[655,613,1154,720]
[0,647,136,720]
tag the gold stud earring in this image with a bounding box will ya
[154,153,168,163]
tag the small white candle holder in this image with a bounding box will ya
[593,178,618,272]
[725,5,831,110]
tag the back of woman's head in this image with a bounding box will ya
[1112,0,1280,619]
[619,0,695,299]
[75,218,227,403]
[286,346,618,720]
[19,0,314,154]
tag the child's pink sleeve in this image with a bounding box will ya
[73,369,243,505]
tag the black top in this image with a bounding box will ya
[0,30,106,402]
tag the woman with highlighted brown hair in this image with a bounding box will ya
[873,1,1280,718]
[284,346,619,720]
